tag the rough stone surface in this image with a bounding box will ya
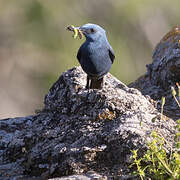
[0,66,176,180]
[129,26,180,120]
[49,172,107,180]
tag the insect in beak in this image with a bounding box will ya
[66,25,83,39]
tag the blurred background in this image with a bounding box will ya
[0,0,179,118]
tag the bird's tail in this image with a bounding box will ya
[90,77,104,89]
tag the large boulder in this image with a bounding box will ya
[0,66,176,179]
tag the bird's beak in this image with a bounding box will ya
[71,26,86,35]
[66,25,84,39]
[75,27,84,38]
[77,27,86,34]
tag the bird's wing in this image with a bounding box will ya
[77,46,82,63]
[108,46,115,64]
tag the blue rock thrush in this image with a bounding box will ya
[76,23,115,89]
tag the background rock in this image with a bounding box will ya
[129,26,180,120]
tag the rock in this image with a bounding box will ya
[48,171,107,180]
[129,26,180,120]
[149,26,180,89]
[0,66,176,179]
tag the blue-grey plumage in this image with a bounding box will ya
[76,23,115,89]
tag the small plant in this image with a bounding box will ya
[176,83,180,98]
[171,84,180,108]
[130,84,180,180]
[160,96,165,128]
[131,122,180,180]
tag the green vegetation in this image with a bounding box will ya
[130,85,180,180]
[131,128,180,180]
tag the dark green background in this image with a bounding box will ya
[0,0,179,118]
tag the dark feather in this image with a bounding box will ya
[77,47,82,63]
[108,47,115,64]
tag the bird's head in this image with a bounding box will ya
[78,23,106,42]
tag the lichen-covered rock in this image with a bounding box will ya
[0,66,176,179]
[148,26,180,89]
[129,26,180,120]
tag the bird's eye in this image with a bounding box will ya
[90,28,95,33]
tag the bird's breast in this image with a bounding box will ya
[80,42,112,78]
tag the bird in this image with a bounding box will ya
[76,23,115,89]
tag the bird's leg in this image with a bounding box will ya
[85,76,91,100]
[98,76,104,89]
[86,76,90,89]
[90,77,104,89]
[100,76,105,88]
